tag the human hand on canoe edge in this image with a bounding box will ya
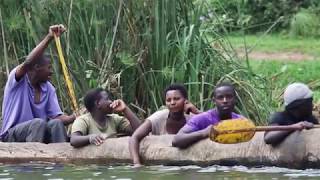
[201,125,213,139]
[291,121,314,130]
[89,134,107,146]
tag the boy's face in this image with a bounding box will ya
[96,91,113,114]
[213,86,235,115]
[165,90,186,113]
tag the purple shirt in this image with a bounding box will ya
[1,67,62,137]
[184,109,242,132]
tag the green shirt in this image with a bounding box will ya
[71,113,132,137]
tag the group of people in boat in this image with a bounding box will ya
[1,25,318,167]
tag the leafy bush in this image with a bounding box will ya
[204,0,320,33]
[289,9,320,37]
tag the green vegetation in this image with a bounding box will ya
[248,60,320,108]
[1,1,319,125]
[290,9,320,37]
[0,0,273,124]
[227,33,320,109]
[227,34,320,56]
[205,0,320,34]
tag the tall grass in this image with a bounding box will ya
[0,0,273,124]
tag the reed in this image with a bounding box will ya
[0,0,273,124]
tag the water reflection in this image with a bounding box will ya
[0,162,320,180]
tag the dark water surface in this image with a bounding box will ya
[0,162,320,180]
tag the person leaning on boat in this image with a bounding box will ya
[0,24,76,143]
[264,83,318,146]
[129,84,200,167]
[70,88,141,147]
[172,82,244,149]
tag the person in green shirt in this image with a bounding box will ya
[70,88,141,147]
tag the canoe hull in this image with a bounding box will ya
[0,130,317,169]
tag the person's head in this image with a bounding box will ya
[164,84,188,113]
[284,83,313,117]
[29,54,53,83]
[212,82,236,116]
[84,88,113,114]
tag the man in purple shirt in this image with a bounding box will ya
[1,24,76,143]
[172,82,242,148]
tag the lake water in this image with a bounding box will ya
[1,162,320,180]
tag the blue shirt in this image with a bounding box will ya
[1,67,62,138]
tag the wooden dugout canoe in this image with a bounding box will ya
[0,130,318,169]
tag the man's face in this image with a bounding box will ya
[35,59,53,83]
[96,91,113,114]
[213,86,236,115]
[294,98,313,117]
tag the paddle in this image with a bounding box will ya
[53,34,79,114]
[210,118,320,144]
[54,33,79,134]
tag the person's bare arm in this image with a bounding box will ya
[54,114,76,125]
[16,24,66,80]
[184,101,201,114]
[123,107,141,131]
[111,100,141,131]
[129,120,152,167]
[70,132,105,148]
[264,121,313,146]
[172,125,211,149]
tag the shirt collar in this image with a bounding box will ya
[212,108,237,120]
[26,74,48,93]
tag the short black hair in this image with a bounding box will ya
[164,83,188,99]
[84,88,110,112]
[34,54,51,66]
[212,82,235,98]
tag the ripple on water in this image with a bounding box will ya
[216,165,231,171]
[4,163,320,179]
[243,166,302,174]
[149,165,201,172]
[158,166,181,171]
[180,165,202,170]
[74,167,90,171]
[93,172,102,176]
[145,164,320,178]
[232,165,248,171]
[197,166,217,173]
[45,166,54,170]
[150,165,181,172]
[284,169,320,177]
